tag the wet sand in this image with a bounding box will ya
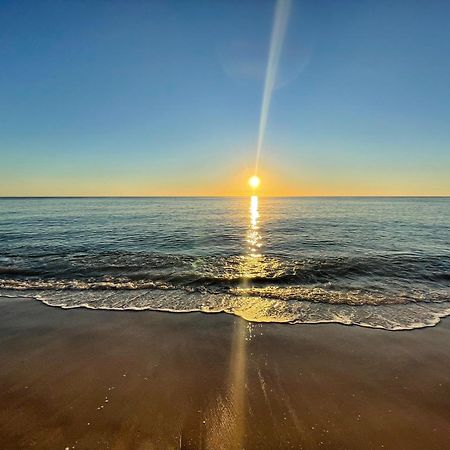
[0,296,449,449]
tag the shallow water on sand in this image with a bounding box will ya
[1,197,449,330]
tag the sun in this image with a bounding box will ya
[248,175,261,189]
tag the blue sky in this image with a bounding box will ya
[1,0,449,195]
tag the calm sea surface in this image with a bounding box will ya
[1,197,449,330]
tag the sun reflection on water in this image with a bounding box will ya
[241,195,263,286]
[247,195,262,258]
[226,195,263,445]
[206,195,264,448]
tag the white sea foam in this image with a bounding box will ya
[2,288,450,331]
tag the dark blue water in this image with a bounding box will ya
[1,197,449,330]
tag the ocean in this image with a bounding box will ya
[1,196,449,330]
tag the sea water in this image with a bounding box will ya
[1,197,449,330]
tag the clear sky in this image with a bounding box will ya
[1,0,449,196]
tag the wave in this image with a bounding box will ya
[1,252,449,283]
[1,275,449,306]
[1,251,449,330]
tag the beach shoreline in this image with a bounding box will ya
[1,295,449,449]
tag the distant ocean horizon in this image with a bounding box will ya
[1,196,449,330]
[1,196,449,198]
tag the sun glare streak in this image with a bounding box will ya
[254,0,292,175]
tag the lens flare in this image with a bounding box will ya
[248,175,261,189]
[254,0,291,174]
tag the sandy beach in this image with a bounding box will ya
[0,296,449,449]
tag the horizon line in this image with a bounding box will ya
[1,195,449,199]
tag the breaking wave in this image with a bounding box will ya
[1,251,449,330]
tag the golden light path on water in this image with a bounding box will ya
[248,195,262,257]
[206,195,263,448]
